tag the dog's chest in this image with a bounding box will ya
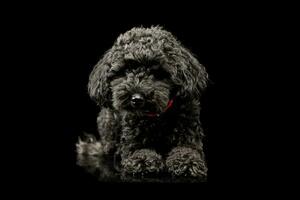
[134,116,176,151]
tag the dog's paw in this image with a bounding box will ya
[121,149,164,177]
[166,147,207,179]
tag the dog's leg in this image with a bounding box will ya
[97,108,120,155]
[118,114,164,177]
[121,149,164,178]
[166,146,207,180]
[166,101,207,180]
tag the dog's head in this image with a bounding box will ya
[88,26,208,115]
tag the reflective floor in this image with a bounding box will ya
[77,154,208,183]
[76,136,207,183]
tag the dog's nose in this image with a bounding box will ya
[131,93,145,108]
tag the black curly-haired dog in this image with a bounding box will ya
[80,26,208,181]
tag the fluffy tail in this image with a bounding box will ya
[76,133,103,155]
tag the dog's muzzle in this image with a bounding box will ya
[131,93,145,108]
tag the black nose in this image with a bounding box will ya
[131,93,144,108]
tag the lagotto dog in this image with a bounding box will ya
[79,26,208,181]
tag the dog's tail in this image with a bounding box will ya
[76,133,103,155]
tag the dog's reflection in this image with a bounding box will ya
[76,134,120,182]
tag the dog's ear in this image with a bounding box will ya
[169,46,208,99]
[88,51,113,107]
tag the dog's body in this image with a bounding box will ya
[86,26,208,180]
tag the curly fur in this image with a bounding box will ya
[80,26,208,181]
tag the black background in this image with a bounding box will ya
[2,3,251,194]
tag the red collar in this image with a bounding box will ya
[144,98,174,118]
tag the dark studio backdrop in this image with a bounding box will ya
[4,4,242,192]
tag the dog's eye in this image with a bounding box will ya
[151,65,160,70]
[124,59,140,69]
[109,69,125,79]
[151,68,170,80]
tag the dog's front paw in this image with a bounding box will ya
[121,149,164,177]
[166,147,207,179]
